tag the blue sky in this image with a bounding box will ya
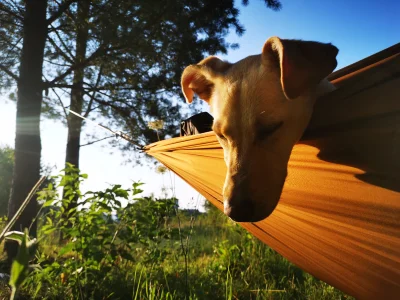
[0,0,399,209]
[220,0,399,68]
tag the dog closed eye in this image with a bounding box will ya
[256,121,283,142]
[213,122,229,142]
[215,133,227,143]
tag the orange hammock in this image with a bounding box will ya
[144,44,400,299]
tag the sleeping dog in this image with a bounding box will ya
[181,37,338,222]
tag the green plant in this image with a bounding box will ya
[0,216,7,233]
[0,146,14,217]
[26,164,178,299]
[13,165,354,299]
[5,230,39,300]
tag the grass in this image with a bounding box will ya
[157,212,352,300]
[0,208,353,300]
[1,212,353,300]
[0,175,354,300]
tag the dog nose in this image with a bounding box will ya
[224,197,263,222]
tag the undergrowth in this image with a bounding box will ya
[0,165,353,299]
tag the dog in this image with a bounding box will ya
[181,37,338,222]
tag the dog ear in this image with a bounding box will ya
[262,37,338,100]
[181,66,213,104]
[181,56,231,104]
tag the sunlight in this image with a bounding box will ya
[0,97,16,147]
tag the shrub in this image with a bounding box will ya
[13,164,353,299]
[24,164,177,299]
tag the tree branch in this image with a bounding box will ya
[85,104,101,114]
[84,64,103,117]
[80,135,114,147]
[6,0,24,17]
[51,87,70,123]
[0,63,18,81]
[0,17,23,28]
[44,59,71,67]
[47,0,77,25]
[54,0,76,22]
[45,83,76,89]
[48,47,104,84]
[80,92,146,148]
[0,2,23,22]
[8,36,23,52]
[0,32,23,57]
[47,35,75,64]
[48,23,72,33]
[45,83,112,101]
[83,92,132,115]
[50,23,75,60]
[84,84,113,100]
[48,44,128,85]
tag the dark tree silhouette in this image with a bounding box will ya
[0,0,76,261]
[0,0,282,258]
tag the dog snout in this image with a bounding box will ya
[223,173,260,222]
[224,194,276,222]
[223,174,281,222]
[222,158,286,222]
[224,195,256,222]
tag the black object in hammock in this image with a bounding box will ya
[180,112,214,137]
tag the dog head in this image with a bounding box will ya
[181,37,338,222]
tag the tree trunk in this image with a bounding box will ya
[63,0,90,213]
[6,0,48,261]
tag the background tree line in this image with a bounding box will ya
[0,0,281,260]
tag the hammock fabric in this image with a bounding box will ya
[144,44,400,299]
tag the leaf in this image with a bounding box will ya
[98,202,112,211]
[8,92,16,101]
[4,231,25,245]
[42,227,57,235]
[28,264,42,272]
[59,177,68,187]
[132,182,144,189]
[71,267,83,275]
[9,230,37,291]
[34,281,42,297]
[58,243,75,256]
[46,216,53,226]
[114,189,128,199]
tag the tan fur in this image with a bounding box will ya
[181,37,338,222]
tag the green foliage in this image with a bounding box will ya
[15,166,352,299]
[1,0,283,150]
[0,146,14,217]
[5,229,39,300]
[27,165,178,299]
[0,146,56,218]
[0,2,23,93]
